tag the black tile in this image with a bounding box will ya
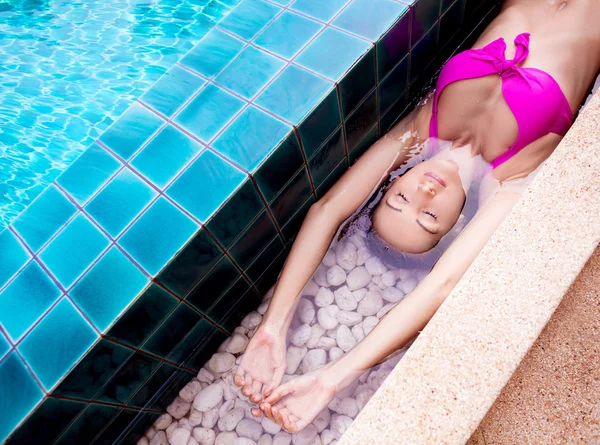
[107,283,179,348]
[339,46,376,118]
[95,352,160,405]
[380,97,412,134]
[156,229,223,298]
[345,90,378,151]
[5,397,86,445]
[55,403,120,445]
[186,255,241,312]
[441,0,455,13]
[308,128,346,188]
[207,278,251,324]
[377,11,410,82]
[410,23,439,82]
[184,328,229,371]
[316,159,349,199]
[269,166,313,228]
[254,132,304,203]
[439,0,465,51]
[167,318,214,367]
[254,249,288,295]
[281,196,315,242]
[92,408,140,445]
[228,210,278,271]
[298,88,342,159]
[53,339,134,400]
[206,179,265,248]
[349,124,379,164]
[149,368,195,412]
[141,303,201,358]
[127,362,178,409]
[246,236,285,283]
[220,287,261,332]
[116,411,159,445]
[379,55,409,115]
[411,0,441,45]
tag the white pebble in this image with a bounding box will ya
[193,384,223,412]
[236,419,263,442]
[355,389,375,410]
[336,242,357,271]
[226,333,249,354]
[171,428,191,445]
[273,432,292,445]
[313,266,329,287]
[330,415,353,440]
[321,429,334,445]
[329,347,344,361]
[286,345,308,374]
[317,305,339,330]
[189,409,203,427]
[297,298,316,324]
[154,413,172,430]
[336,310,362,327]
[314,287,334,307]
[312,408,330,432]
[346,267,371,291]
[193,428,216,445]
[218,338,232,352]
[166,422,178,439]
[336,325,356,352]
[381,271,397,287]
[189,436,200,445]
[301,348,327,373]
[302,280,320,297]
[138,438,149,445]
[257,299,270,315]
[201,406,219,428]
[398,278,418,294]
[351,324,364,342]
[146,427,157,440]
[315,337,337,351]
[326,265,346,286]
[365,257,387,276]
[180,381,203,403]
[332,397,358,418]
[258,434,273,445]
[377,303,395,319]
[150,431,168,445]
[290,324,311,346]
[305,324,326,348]
[261,417,281,435]
[362,316,379,335]
[291,424,317,445]
[167,397,191,420]
[381,287,404,303]
[215,432,238,445]
[352,288,367,302]
[197,368,215,384]
[357,291,383,316]
[337,380,359,399]
[218,408,245,431]
[371,275,382,287]
[179,418,193,431]
[333,286,357,311]
[322,251,337,267]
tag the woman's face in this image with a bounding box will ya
[372,158,466,254]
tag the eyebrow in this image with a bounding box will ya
[386,201,437,235]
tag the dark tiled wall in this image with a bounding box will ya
[3,0,500,443]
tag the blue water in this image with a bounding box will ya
[0,0,238,229]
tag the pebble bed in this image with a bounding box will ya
[141,228,426,445]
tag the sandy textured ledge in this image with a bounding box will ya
[339,92,600,445]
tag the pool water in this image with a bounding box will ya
[0,0,238,229]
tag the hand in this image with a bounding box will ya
[258,367,339,433]
[233,324,287,405]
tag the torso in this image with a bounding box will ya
[434,0,600,181]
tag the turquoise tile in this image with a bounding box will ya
[0,261,61,340]
[140,65,206,117]
[85,169,158,238]
[0,353,44,443]
[308,128,346,187]
[219,0,281,41]
[333,0,407,41]
[0,229,29,289]
[212,106,291,171]
[70,247,149,332]
[215,46,285,100]
[56,144,122,205]
[39,213,110,289]
[18,298,98,390]
[99,102,164,160]
[180,29,245,78]
[296,28,371,80]
[118,197,199,276]
[12,185,77,253]
[255,65,332,123]
[297,87,341,158]
[290,0,348,22]
[0,331,10,359]
[131,125,203,190]
[269,0,293,4]
[254,11,323,59]
[167,150,246,222]
[174,84,245,143]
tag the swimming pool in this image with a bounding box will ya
[0,0,238,229]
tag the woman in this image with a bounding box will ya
[234,0,600,432]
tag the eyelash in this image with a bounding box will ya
[397,192,408,201]
[424,211,438,220]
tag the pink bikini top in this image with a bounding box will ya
[430,33,573,168]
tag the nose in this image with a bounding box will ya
[419,181,436,196]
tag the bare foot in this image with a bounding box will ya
[259,368,338,433]
[233,324,287,405]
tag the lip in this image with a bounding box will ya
[424,172,446,188]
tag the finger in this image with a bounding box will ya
[250,381,263,403]
[264,383,293,404]
[242,385,254,398]
[271,406,285,426]
[264,365,286,398]
[260,402,274,421]
[251,408,263,418]
[278,407,297,433]
[233,373,245,388]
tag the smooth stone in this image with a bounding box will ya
[315,287,334,307]
[371,275,382,286]
[351,324,364,342]
[323,251,337,267]
[290,324,311,346]
[332,397,358,418]
[273,432,292,445]
[315,337,337,351]
[329,347,344,361]
[297,298,316,324]
[226,333,249,354]
[146,427,157,439]
[257,299,270,315]
[180,380,203,403]
[218,338,232,352]
[336,380,359,399]
[312,408,330,433]
[286,345,308,374]
[321,429,334,445]
[355,388,375,410]
[313,266,329,287]
[333,286,357,311]
[215,432,239,445]
[233,439,256,445]
[398,277,418,294]
[326,265,346,286]
[381,287,404,303]
[302,280,320,297]
[336,310,362,327]
[218,408,245,432]
[356,246,369,266]
[346,267,371,291]
[208,353,236,374]
[193,383,223,412]
[171,428,191,445]
[258,434,273,445]
[193,428,216,445]
[189,409,203,427]
[317,305,339,330]
[357,291,383,316]
[197,368,215,384]
[179,418,193,431]
[381,271,398,287]
[261,417,281,435]
[166,422,178,439]
[154,413,173,430]
[292,424,317,445]
[330,415,353,440]
[301,348,327,373]
[305,324,326,348]
[138,438,149,445]
[149,431,168,445]
[377,303,395,319]
[202,406,219,428]
[352,288,367,302]
[347,234,365,248]
[336,242,357,271]
[365,257,387,275]
[189,437,200,445]
[336,325,356,352]
[236,419,263,441]
[167,397,191,420]
[362,316,379,335]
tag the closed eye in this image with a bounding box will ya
[424,210,437,220]
[397,192,408,202]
